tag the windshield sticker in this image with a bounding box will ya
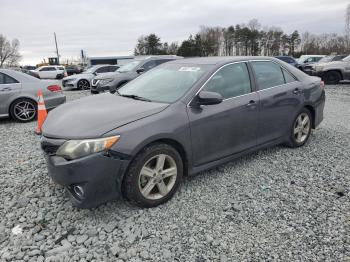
[179,67,201,72]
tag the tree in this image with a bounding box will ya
[0,34,21,68]
[134,34,163,55]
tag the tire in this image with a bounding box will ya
[77,79,90,90]
[286,108,312,148]
[10,98,37,122]
[122,143,183,208]
[323,71,341,85]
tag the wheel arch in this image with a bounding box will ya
[303,104,315,129]
[323,69,344,80]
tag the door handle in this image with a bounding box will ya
[246,100,256,107]
[0,87,12,91]
[293,88,301,94]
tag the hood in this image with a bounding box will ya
[63,73,94,80]
[42,93,168,139]
[315,61,345,67]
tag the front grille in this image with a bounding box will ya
[41,144,60,156]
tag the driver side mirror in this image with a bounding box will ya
[136,68,145,74]
[192,91,223,106]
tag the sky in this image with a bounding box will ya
[0,0,348,65]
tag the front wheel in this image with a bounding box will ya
[323,71,341,85]
[286,109,312,148]
[122,143,183,208]
[77,79,90,90]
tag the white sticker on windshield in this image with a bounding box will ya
[179,67,201,72]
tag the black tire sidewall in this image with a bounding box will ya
[289,108,312,147]
[10,98,37,122]
[324,71,341,85]
[123,143,183,208]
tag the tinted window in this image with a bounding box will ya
[143,60,157,71]
[40,67,55,71]
[203,63,251,99]
[251,61,285,90]
[96,66,110,73]
[109,66,119,72]
[282,69,296,83]
[0,73,19,84]
[57,67,65,70]
[156,59,173,65]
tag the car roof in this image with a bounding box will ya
[133,55,182,61]
[169,56,284,65]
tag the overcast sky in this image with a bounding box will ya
[1,0,348,65]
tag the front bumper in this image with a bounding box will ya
[307,70,324,77]
[41,137,130,208]
[62,79,78,89]
[90,83,111,93]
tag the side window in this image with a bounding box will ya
[109,66,119,72]
[142,60,157,71]
[202,63,252,99]
[96,66,109,73]
[282,68,296,83]
[40,67,55,71]
[57,67,65,71]
[251,61,285,90]
[0,73,18,84]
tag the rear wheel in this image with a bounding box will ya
[10,98,37,122]
[122,143,183,208]
[323,71,341,85]
[286,108,312,148]
[77,79,90,90]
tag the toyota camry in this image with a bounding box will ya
[40,57,325,208]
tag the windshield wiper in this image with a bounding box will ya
[119,94,152,102]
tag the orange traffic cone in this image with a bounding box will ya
[35,90,48,135]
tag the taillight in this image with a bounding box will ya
[47,85,62,92]
[320,81,325,89]
[64,72,68,77]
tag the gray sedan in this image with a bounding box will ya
[40,57,325,208]
[0,69,66,122]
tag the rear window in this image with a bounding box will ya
[0,73,19,84]
[58,67,65,70]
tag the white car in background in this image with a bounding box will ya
[32,65,67,79]
[62,64,120,90]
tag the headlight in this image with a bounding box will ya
[99,78,114,86]
[66,78,76,82]
[56,136,120,160]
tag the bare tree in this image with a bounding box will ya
[0,35,21,68]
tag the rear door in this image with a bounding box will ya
[187,62,259,166]
[0,72,22,115]
[39,67,56,79]
[250,60,304,145]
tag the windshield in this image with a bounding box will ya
[342,55,350,62]
[84,65,99,73]
[118,63,211,103]
[318,56,333,63]
[117,60,142,73]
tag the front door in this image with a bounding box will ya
[187,62,259,166]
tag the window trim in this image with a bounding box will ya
[188,61,255,107]
[249,60,299,92]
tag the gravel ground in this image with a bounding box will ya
[0,86,349,262]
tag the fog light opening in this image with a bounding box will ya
[72,185,84,199]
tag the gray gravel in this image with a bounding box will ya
[0,86,349,261]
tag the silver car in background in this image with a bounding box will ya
[0,69,66,122]
[62,65,120,90]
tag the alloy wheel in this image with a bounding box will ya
[293,112,311,144]
[78,80,90,90]
[138,154,177,200]
[13,101,36,121]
